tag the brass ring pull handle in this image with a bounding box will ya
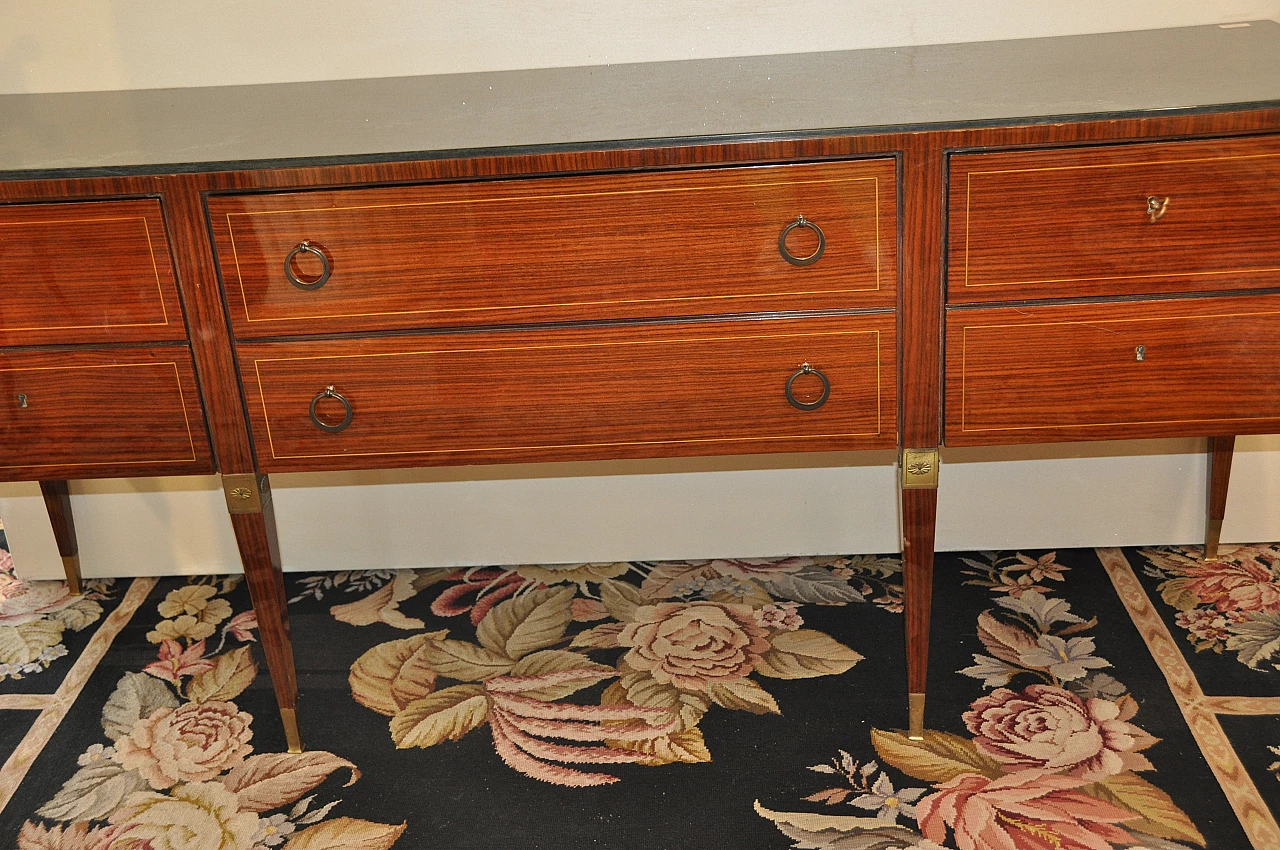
[785,362,830,411]
[778,216,826,266]
[1146,196,1170,223]
[309,385,353,433]
[285,241,332,290]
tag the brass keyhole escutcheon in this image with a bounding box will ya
[1145,196,1169,222]
[1135,345,1146,362]
[16,393,27,408]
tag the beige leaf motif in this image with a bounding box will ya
[707,678,781,715]
[0,620,63,665]
[570,623,624,650]
[599,580,646,623]
[870,728,1004,783]
[187,645,258,703]
[349,632,448,716]
[612,675,710,730]
[976,610,1038,666]
[503,650,616,701]
[605,727,712,765]
[1087,771,1206,847]
[330,573,425,630]
[475,586,575,661]
[221,751,360,813]
[419,638,514,682]
[390,685,490,749]
[283,817,406,850]
[754,630,863,679]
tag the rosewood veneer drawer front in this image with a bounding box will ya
[945,294,1280,445]
[239,315,896,472]
[0,347,212,479]
[0,200,187,346]
[210,160,897,337]
[949,135,1280,303]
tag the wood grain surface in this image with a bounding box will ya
[945,294,1280,445]
[238,314,896,471]
[0,346,212,480]
[949,135,1280,303]
[0,199,186,346]
[209,160,897,337]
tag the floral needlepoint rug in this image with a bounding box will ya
[1,542,1278,849]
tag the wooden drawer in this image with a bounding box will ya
[0,347,213,480]
[948,135,1280,303]
[238,314,896,471]
[0,200,188,345]
[945,294,1280,445]
[210,160,897,337]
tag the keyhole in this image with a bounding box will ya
[17,393,27,408]
[1135,346,1146,362]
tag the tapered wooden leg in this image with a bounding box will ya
[38,480,82,595]
[223,473,302,753]
[901,451,939,741]
[1205,435,1235,561]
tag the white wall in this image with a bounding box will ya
[3,3,1280,578]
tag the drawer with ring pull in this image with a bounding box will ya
[236,314,896,471]
[948,135,1280,303]
[944,293,1280,445]
[0,346,213,480]
[208,160,897,337]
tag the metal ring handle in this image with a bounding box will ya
[284,241,331,290]
[309,385,353,433]
[785,363,830,411]
[1146,196,1170,223]
[778,216,826,266]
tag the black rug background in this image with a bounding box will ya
[1218,714,1280,819]
[1126,544,1280,698]
[0,709,39,767]
[0,549,1261,848]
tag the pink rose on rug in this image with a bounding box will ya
[115,701,254,789]
[618,601,771,691]
[964,685,1157,780]
[0,577,78,627]
[917,770,1136,850]
[1181,555,1280,613]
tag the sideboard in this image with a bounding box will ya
[2,21,1279,751]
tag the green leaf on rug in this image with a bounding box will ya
[571,622,624,650]
[52,597,103,631]
[754,630,863,679]
[1227,611,1280,669]
[1087,771,1206,846]
[102,672,179,741]
[283,817,406,850]
[507,650,616,700]
[1158,577,1202,612]
[475,586,575,660]
[391,685,490,748]
[0,620,63,665]
[188,645,258,703]
[870,729,1004,782]
[599,579,646,622]
[707,678,781,715]
[35,760,146,822]
[222,751,360,813]
[605,726,712,765]
[754,566,867,605]
[349,632,447,716]
[419,638,514,681]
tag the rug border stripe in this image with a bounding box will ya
[1098,547,1280,850]
[0,576,156,812]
